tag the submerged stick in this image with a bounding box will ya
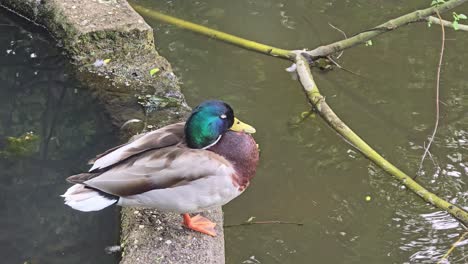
[224,220,304,228]
[130,1,468,225]
[436,231,468,264]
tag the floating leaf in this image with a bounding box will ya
[103,58,111,64]
[365,40,373,46]
[458,14,467,20]
[150,67,160,76]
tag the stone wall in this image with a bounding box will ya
[0,0,225,263]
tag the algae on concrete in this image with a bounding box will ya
[0,0,225,263]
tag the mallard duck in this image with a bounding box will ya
[62,100,259,236]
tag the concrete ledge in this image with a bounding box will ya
[0,0,225,263]
[121,208,224,264]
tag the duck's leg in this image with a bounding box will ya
[182,213,217,236]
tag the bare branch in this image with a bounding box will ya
[305,0,467,59]
[130,4,294,59]
[293,52,468,225]
[426,15,468,31]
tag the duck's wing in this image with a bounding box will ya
[89,122,185,172]
[77,147,234,197]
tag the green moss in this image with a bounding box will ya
[0,132,39,159]
[136,94,183,114]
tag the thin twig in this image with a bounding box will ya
[289,109,315,127]
[417,11,444,178]
[328,23,347,59]
[424,141,439,168]
[224,220,304,228]
[426,16,468,31]
[326,56,369,79]
[437,231,468,264]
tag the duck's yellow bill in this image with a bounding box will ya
[230,117,256,134]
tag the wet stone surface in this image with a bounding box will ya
[0,0,226,263]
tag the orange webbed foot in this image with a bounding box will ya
[182,213,217,237]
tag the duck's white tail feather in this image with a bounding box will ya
[61,184,117,212]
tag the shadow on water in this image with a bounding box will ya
[136,0,468,263]
[0,10,120,264]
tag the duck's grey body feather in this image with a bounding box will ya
[63,122,243,212]
[89,122,185,171]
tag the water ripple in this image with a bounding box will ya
[420,210,460,230]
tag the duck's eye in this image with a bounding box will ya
[220,114,227,119]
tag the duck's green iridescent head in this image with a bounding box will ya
[185,100,256,149]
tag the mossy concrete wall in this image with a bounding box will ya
[0,0,225,263]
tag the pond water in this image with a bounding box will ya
[137,0,468,263]
[0,10,120,264]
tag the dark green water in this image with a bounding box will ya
[138,0,468,263]
[0,10,120,264]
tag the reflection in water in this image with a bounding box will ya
[0,11,119,264]
[137,0,468,263]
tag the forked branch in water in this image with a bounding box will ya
[130,0,468,225]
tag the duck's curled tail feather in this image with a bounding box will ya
[61,184,117,212]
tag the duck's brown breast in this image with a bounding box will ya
[207,131,259,186]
